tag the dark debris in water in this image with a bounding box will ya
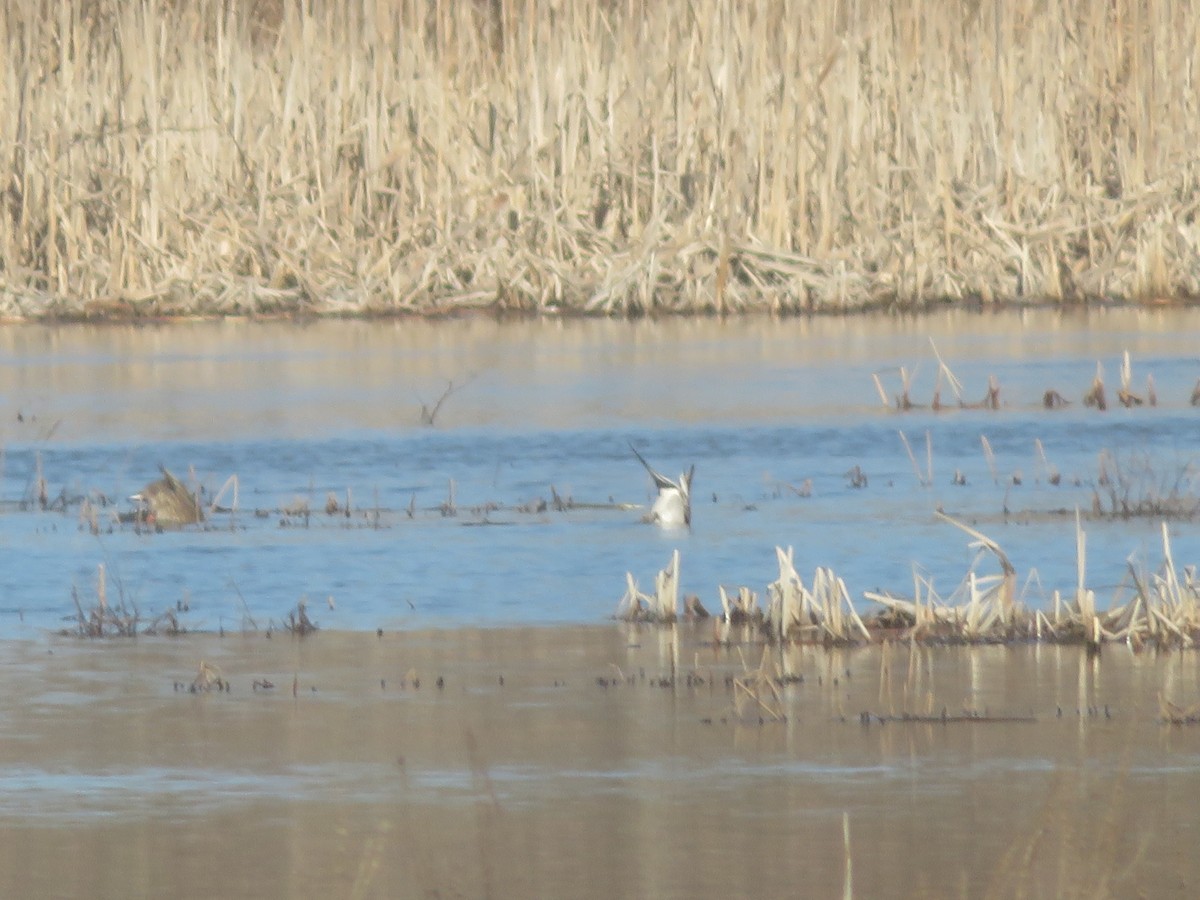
[178,661,229,693]
[282,600,318,636]
[856,709,1037,725]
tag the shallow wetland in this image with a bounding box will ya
[3,626,1200,898]
[7,0,1200,892]
[3,307,1200,896]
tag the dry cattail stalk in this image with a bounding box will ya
[1084,363,1108,410]
[981,375,1001,410]
[1118,350,1142,407]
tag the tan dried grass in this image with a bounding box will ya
[4,1,1200,318]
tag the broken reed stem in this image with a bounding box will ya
[871,373,890,407]
[898,430,924,486]
[618,550,680,623]
[210,474,239,513]
[1084,362,1108,410]
[928,338,965,404]
[5,1,1200,318]
[842,813,853,900]
[981,435,998,484]
[1034,438,1058,484]
[925,430,933,485]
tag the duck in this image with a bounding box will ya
[129,465,204,528]
[629,443,694,528]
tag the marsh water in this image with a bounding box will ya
[3,308,1200,897]
[2,308,1200,635]
[4,628,1200,898]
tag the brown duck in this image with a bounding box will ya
[130,465,204,528]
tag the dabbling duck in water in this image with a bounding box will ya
[130,465,204,528]
[629,443,694,528]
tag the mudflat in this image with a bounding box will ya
[1,624,1198,899]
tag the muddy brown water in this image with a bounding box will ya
[2,626,1199,899]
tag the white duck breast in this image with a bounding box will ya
[630,444,695,528]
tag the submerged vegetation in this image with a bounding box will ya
[3,1,1200,318]
[63,559,317,639]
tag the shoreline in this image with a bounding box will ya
[1,296,1198,327]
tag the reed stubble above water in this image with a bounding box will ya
[2,1,1199,319]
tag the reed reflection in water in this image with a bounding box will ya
[1,627,1200,898]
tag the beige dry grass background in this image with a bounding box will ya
[2,0,1199,318]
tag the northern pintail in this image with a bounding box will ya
[630,443,694,528]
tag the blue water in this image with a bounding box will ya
[1,312,1198,635]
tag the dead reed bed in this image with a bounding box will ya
[3,1,1200,318]
[66,562,185,636]
[1091,448,1200,520]
[620,513,1200,650]
[871,513,1200,649]
[616,548,681,623]
[68,563,140,637]
[64,563,320,639]
[878,342,1178,412]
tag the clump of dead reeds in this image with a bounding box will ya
[614,512,1200,649]
[3,1,1200,319]
[67,564,139,637]
[717,585,763,627]
[616,550,680,623]
[1118,349,1156,407]
[867,511,1200,650]
[1095,521,1200,650]
[877,344,1186,413]
[865,513,1022,643]
[872,353,989,412]
[64,561,189,637]
[620,548,872,643]
[1090,449,1200,520]
[765,547,872,645]
[1083,362,1108,410]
